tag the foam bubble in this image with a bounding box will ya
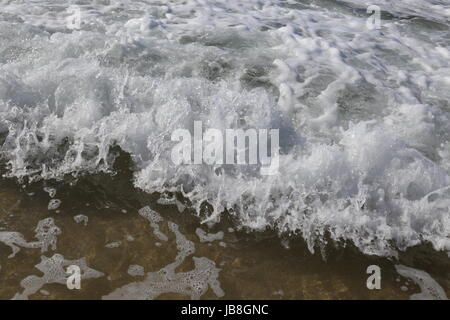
[105,241,122,248]
[103,212,224,300]
[138,206,168,242]
[47,199,61,211]
[73,214,88,226]
[43,187,56,198]
[157,194,186,212]
[195,228,224,243]
[13,254,104,300]
[0,217,61,258]
[127,264,145,277]
[395,265,448,300]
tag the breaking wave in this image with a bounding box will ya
[1,0,450,257]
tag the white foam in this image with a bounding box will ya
[0,217,61,258]
[47,199,61,210]
[105,241,121,248]
[127,264,145,277]
[13,253,104,300]
[103,216,224,300]
[1,0,449,257]
[73,214,88,226]
[395,265,448,300]
[43,187,56,198]
[138,206,168,241]
[195,228,224,243]
[39,289,49,296]
[0,232,30,258]
[157,194,186,212]
[34,217,61,252]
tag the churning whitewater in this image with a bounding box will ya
[0,0,449,257]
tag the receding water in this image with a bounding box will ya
[0,152,448,299]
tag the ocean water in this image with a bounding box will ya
[0,0,450,261]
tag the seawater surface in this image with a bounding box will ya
[0,168,448,299]
[0,0,449,299]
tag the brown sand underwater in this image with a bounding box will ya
[0,154,448,300]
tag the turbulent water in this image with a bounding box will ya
[0,0,449,257]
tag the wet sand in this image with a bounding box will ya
[0,153,448,300]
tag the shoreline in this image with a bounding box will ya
[0,152,448,299]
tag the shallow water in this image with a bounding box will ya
[0,157,448,299]
[0,0,450,299]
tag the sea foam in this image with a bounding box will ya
[1,0,449,257]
